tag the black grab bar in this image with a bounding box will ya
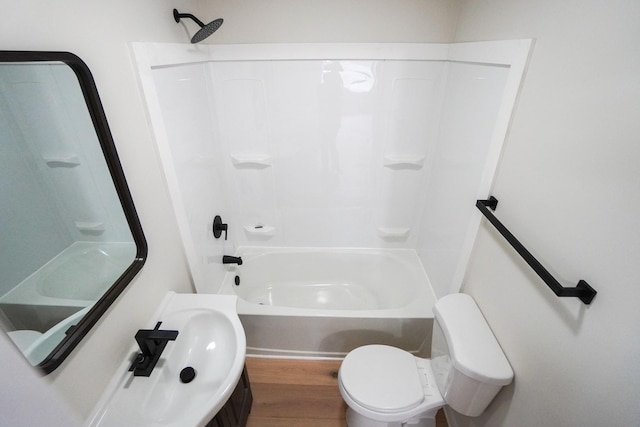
[476,197,597,305]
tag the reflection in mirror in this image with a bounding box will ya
[0,52,146,373]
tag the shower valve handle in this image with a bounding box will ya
[213,215,228,240]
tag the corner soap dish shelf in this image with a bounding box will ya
[377,227,410,239]
[231,154,272,169]
[382,155,425,170]
[243,225,275,236]
[75,221,106,233]
[43,154,81,167]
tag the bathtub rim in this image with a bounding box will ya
[219,246,437,319]
[240,313,433,360]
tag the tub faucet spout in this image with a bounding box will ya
[223,255,243,265]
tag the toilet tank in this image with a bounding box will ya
[430,293,513,417]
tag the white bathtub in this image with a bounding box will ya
[219,247,436,358]
[0,241,136,332]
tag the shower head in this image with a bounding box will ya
[173,9,223,44]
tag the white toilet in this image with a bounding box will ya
[338,293,513,427]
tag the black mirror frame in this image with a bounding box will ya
[0,51,147,374]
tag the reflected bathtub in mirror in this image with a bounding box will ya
[0,51,147,373]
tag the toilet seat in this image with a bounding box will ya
[339,294,514,426]
[339,345,424,413]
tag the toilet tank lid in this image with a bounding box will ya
[434,293,513,386]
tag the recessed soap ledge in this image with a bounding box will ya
[382,155,425,170]
[74,221,105,233]
[86,292,246,427]
[43,154,80,167]
[243,224,275,235]
[230,154,272,169]
[377,227,411,239]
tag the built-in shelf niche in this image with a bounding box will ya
[74,221,105,233]
[382,155,425,170]
[43,154,80,168]
[230,154,272,169]
[377,227,410,239]
[243,224,275,240]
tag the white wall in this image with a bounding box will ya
[196,0,460,43]
[0,332,81,427]
[204,59,449,250]
[0,0,197,420]
[150,61,235,291]
[451,0,640,426]
[417,60,510,296]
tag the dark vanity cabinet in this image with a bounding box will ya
[207,367,253,427]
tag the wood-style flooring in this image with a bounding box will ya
[245,357,448,427]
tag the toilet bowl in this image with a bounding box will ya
[7,306,91,365]
[339,345,444,427]
[338,293,513,427]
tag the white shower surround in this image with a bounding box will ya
[132,41,531,298]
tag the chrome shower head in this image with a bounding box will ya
[173,9,223,44]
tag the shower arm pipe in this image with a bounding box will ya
[173,10,206,28]
[476,197,597,305]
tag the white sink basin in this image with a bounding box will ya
[86,292,246,427]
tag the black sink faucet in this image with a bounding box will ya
[129,321,179,377]
[222,255,243,265]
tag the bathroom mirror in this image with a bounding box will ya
[0,51,147,373]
